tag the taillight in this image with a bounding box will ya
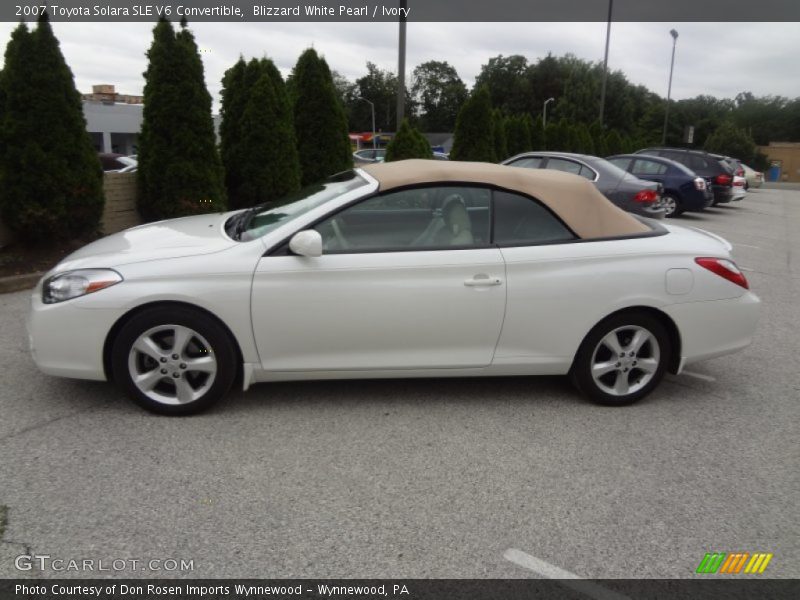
[695,257,749,289]
[733,179,744,187]
[634,189,659,203]
[715,174,732,186]
[736,167,744,176]
[693,177,707,190]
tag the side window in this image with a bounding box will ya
[632,159,668,176]
[545,158,582,175]
[493,191,575,246]
[314,187,491,253]
[508,157,543,169]
[688,155,708,171]
[607,158,632,171]
[577,165,597,180]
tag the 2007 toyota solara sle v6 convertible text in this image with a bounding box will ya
[27,160,760,415]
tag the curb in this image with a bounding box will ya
[0,272,44,294]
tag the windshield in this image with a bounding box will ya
[232,171,368,241]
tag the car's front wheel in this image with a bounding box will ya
[571,312,670,406]
[111,306,237,415]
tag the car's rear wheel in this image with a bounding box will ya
[111,306,237,415]
[662,194,682,217]
[571,312,670,406]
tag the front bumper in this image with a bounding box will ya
[27,289,121,381]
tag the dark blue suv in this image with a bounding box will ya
[607,154,714,217]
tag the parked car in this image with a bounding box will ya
[741,163,763,189]
[502,152,666,219]
[353,148,386,164]
[28,160,759,414]
[432,152,450,161]
[99,153,137,172]
[732,174,747,201]
[635,147,735,205]
[606,154,713,217]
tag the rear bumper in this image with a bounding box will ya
[680,188,714,212]
[711,186,734,204]
[663,292,760,368]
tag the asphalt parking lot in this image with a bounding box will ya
[0,188,798,580]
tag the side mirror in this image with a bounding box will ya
[288,230,323,257]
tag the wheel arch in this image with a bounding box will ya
[103,300,245,383]
[573,306,682,374]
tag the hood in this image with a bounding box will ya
[55,212,239,271]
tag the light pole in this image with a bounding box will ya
[358,96,377,151]
[661,28,678,145]
[543,97,555,129]
[598,0,614,126]
[396,0,407,127]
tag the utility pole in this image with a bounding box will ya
[598,0,614,126]
[396,0,407,127]
[543,97,555,129]
[661,29,679,145]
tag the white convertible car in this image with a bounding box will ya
[28,160,760,414]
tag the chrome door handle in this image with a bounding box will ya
[464,275,502,287]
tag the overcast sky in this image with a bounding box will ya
[1,21,798,110]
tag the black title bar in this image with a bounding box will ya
[4,0,800,22]
[2,579,800,600]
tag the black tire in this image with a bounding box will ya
[570,311,671,407]
[111,306,238,415]
[662,194,683,217]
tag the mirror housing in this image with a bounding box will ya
[289,230,323,257]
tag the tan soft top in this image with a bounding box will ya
[361,159,649,239]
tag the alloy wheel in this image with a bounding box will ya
[590,325,661,397]
[127,324,217,405]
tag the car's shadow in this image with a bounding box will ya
[219,374,579,415]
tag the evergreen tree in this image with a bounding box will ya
[605,129,624,156]
[493,110,508,161]
[385,118,431,161]
[526,115,544,150]
[235,63,302,208]
[621,134,636,154]
[504,115,530,157]
[414,129,433,157]
[573,122,594,155]
[292,48,352,185]
[589,120,608,156]
[704,121,756,161]
[219,57,248,207]
[450,87,495,162]
[567,123,581,153]
[221,58,300,209]
[0,14,103,242]
[138,18,226,221]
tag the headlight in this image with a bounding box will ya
[42,269,123,304]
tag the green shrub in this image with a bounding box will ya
[450,87,495,162]
[291,48,352,185]
[0,15,103,242]
[385,119,431,161]
[221,58,301,209]
[137,18,226,221]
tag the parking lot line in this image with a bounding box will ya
[503,549,632,600]
[734,243,761,249]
